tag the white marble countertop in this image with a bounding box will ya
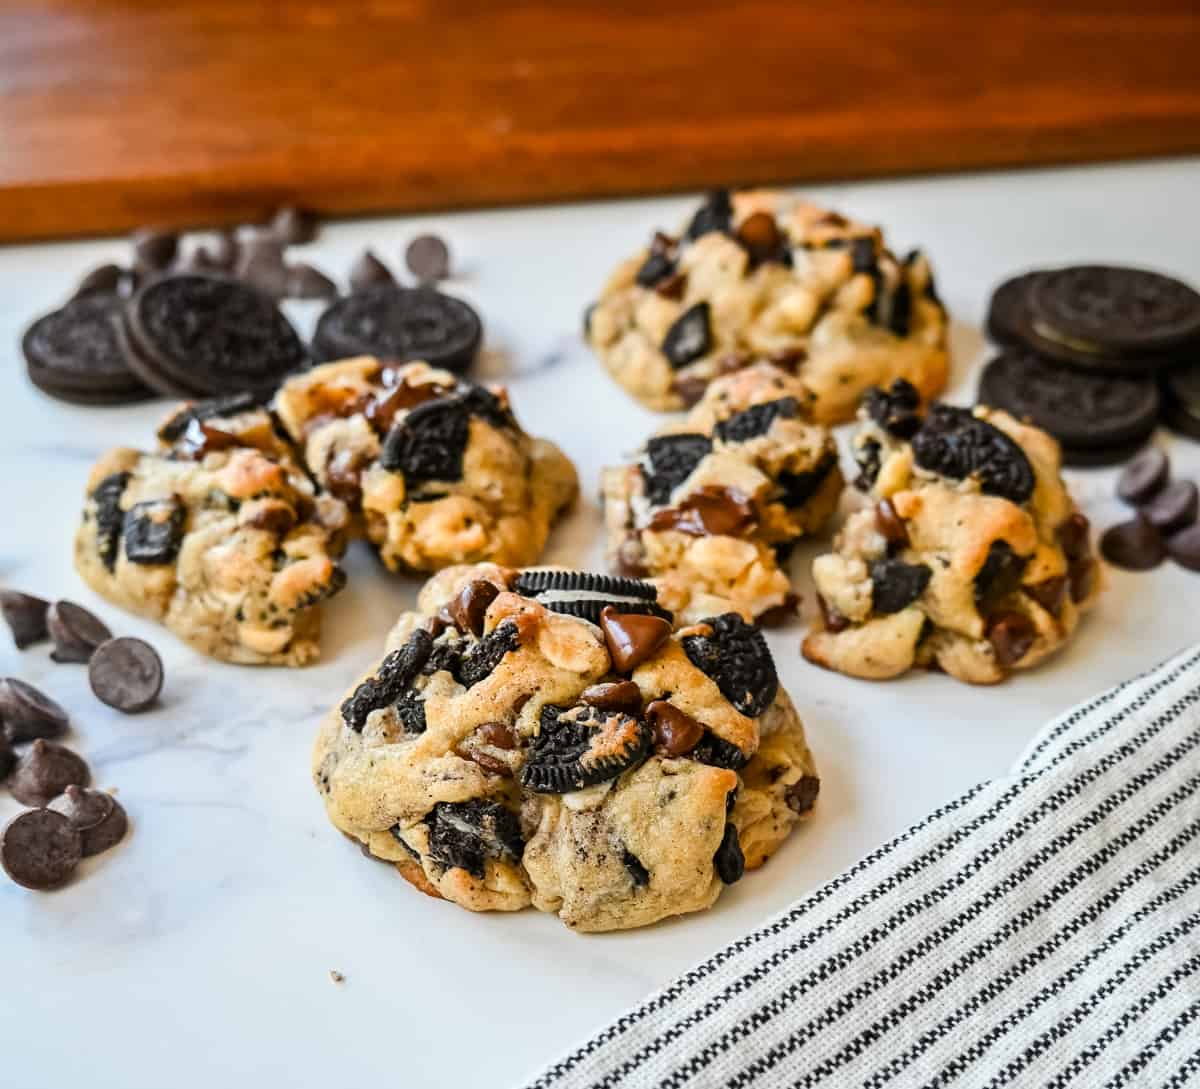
[2,159,1198,1089]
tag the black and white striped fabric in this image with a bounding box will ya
[525,643,1200,1089]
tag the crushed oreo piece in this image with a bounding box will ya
[122,497,186,566]
[682,613,778,719]
[690,730,751,770]
[870,558,932,614]
[455,622,521,689]
[863,379,922,439]
[157,392,261,443]
[854,438,882,491]
[340,629,434,731]
[912,404,1036,504]
[622,848,650,888]
[661,302,712,369]
[974,540,1028,609]
[777,449,838,509]
[635,252,676,289]
[380,386,509,487]
[425,799,523,880]
[642,433,713,506]
[685,189,733,241]
[90,471,131,571]
[713,823,745,884]
[522,704,651,794]
[715,397,799,444]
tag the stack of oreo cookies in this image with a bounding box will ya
[980,265,1200,466]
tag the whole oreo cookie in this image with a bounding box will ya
[511,570,671,625]
[22,293,152,405]
[126,275,307,396]
[1028,265,1200,367]
[985,272,1043,349]
[1161,361,1200,440]
[977,351,1159,451]
[312,285,482,374]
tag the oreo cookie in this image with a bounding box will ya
[522,704,652,794]
[985,272,1043,349]
[124,275,307,396]
[641,433,713,506]
[912,404,1035,504]
[511,570,671,625]
[977,351,1159,453]
[22,293,152,405]
[1030,265,1200,358]
[681,613,778,719]
[1161,360,1200,440]
[425,799,523,880]
[312,285,482,374]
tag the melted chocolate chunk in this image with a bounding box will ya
[974,540,1028,609]
[713,823,745,884]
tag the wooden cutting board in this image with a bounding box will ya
[2,0,1199,241]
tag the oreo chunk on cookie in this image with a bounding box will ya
[870,558,932,614]
[682,613,778,719]
[863,379,923,439]
[661,302,712,369]
[685,189,734,241]
[89,471,132,572]
[124,275,307,397]
[512,570,671,625]
[714,397,799,443]
[641,433,713,506]
[522,704,651,793]
[341,629,434,731]
[425,799,524,880]
[912,404,1035,504]
[313,285,483,375]
[156,391,263,444]
[977,351,1159,466]
[380,385,511,488]
[122,497,186,566]
[22,293,152,405]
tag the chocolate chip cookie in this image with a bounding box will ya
[75,398,350,665]
[803,382,1102,683]
[312,564,818,931]
[584,189,949,424]
[601,362,842,623]
[273,358,577,572]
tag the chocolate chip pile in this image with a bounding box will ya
[1101,448,1200,573]
[21,211,483,405]
[0,590,155,891]
[981,265,1200,465]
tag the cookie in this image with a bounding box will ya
[584,189,949,424]
[312,285,482,375]
[124,274,308,397]
[273,358,577,573]
[805,394,1101,684]
[1161,360,1200,440]
[22,293,152,405]
[602,363,842,624]
[1030,265,1200,358]
[74,399,350,666]
[312,563,818,931]
[977,351,1159,453]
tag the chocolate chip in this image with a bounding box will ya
[874,499,908,548]
[47,600,112,664]
[270,206,319,246]
[818,595,850,634]
[636,251,676,288]
[455,722,518,777]
[88,637,164,713]
[1056,512,1092,563]
[786,775,820,815]
[713,823,744,884]
[74,263,124,298]
[0,678,69,743]
[48,785,128,857]
[1024,576,1068,616]
[736,211,784,264]
[285,263,338,300]
[0,590,50,649]
[1167,524,1200,572]
[8,740,90,807]
[647,485,756,537]
[348,250,396,293]
[622,849,650,887]
[645,700,704,756]
[671,375,709,408]
[238,252,288,299]
[1100,517,1166,570]
[580,681,643,715]
[661,302,712,369]
[986,611,1036,668]
[0,809,81,891]
[475,721,518,750]
[1069,558,1096,603]
[0,737,13,780]
[405,234,451,282]
[446,580,500,637]
[599,606,672,673]
[1141,480,1198,534]
[757,595,800,628]
[131,228,179,271]
[655,271,688,300]
[1117,447,1170,505]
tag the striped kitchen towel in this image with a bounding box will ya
[526,643,1200,1089]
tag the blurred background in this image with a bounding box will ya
[1,0,1198,241]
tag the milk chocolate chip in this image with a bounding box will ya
[599,607,671,673]
[580,681,643,715]
[645,700,704,756]
[446,580,500,637]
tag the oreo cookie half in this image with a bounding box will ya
[22,294,152,405]
[511,570,671,625]
[125,274,308,397]
[312,285,483,374]
[977,351,1159,451]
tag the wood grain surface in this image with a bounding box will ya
[1,1,1199,241]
